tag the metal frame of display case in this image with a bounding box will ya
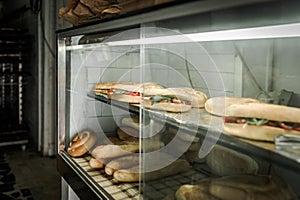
[56,0,300,199]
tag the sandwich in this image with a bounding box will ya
[168,87,208,108]
[141,88,193,112]
[94,82,164,103]
[93,82,139,95]
[205,96,300,142]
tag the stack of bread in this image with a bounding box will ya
[67,115,191,182]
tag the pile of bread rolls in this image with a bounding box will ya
[67,115,192,182]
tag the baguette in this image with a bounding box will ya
[205,96,300,142]
[113,158,190,182]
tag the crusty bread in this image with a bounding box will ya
[175,181,214,200]
[224,123,300,142]
[205,96,263,116]
[175,175,297,200]
[104,154,139,175]
[91,141,139,159]
[169,87,208,108]
[94,81,138,90]
[67,130,97,157]
[205,96,300,123]
[113,158,190,182]
[142,101,191,112]
[89,158,105,169]
[206,145,258,176]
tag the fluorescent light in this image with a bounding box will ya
[106,23,300,46]
[66,23,300,50]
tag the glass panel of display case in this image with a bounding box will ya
[57,1,300,199]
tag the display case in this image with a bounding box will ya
[57,1,300,199]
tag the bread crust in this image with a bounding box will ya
[91,142,139,159]
[109,93,141,103]
[175,182,213,200]
[113,158,190,182]
[89,158,105,169]
[224,123,300,142]
[169,87,208,108]
[104,154,139,175]
[205,96,263,116]
[94,81,139,90]
[205,96,300,123]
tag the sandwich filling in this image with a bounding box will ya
[108,89,140,96]
[223,116,300,131]
[143,95,191,105]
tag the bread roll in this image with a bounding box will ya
[67,130,97,157]
[91,141,139,160]
[205,96,300,123]
[104,154,139,175]
[89,158,105,169]
[113,158,190,182]
[205,96,263,116]
[175,181,214,200]
[206,145,259,176]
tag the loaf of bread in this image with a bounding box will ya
[91,141,139,160]
[206,145,259,176]
[104,154,139,175]
[113,158,191,182]
[89,158,106,169]
[175,180,214,200]
[174,175,297,200]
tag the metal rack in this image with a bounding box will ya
[0,28,30,148]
